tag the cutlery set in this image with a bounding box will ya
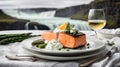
[101,46,118,67]
[80,46,118,67]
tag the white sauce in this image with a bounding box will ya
[45,39,63,50]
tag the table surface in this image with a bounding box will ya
[0,30,119,67]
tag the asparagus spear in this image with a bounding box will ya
[0,33,32,40]
[32,39,47,48]
[0,33,39,45]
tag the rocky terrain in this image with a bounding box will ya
[56,0,120,28]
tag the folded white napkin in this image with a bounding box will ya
[91,37,120,67]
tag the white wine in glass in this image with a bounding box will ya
[88,20,106,30]
[88,9,106,38]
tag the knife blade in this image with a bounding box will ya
[80,46,118,67]
[101,46,118,67]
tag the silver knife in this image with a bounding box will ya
[101,46,118,67]
[80,46,118,67]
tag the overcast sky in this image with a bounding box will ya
[0,0,94,9]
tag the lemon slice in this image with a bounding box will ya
[58,22,68,30]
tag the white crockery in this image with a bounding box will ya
[22,37,106,54]
[21,36,107,60]
[99,28,120,39]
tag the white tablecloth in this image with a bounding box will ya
[0,30,120,67]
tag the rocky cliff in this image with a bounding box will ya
[56,0,120,28]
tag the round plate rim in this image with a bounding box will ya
[23,47,108,61]
[22,37,106,54]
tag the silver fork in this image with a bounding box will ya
[5,54,38,62]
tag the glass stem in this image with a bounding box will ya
[95,31,98,39]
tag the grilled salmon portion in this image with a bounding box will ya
[42,31,87,48]
[41,31,58,41]
[58,32,86,48]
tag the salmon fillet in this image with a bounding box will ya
[58,32,86,48]
[41,31,58,41]
[42,31,87,48]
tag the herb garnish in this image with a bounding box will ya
[32,39,47,48]
[107,41,115,46]
[86,43,90,48]
[65,23,79,36]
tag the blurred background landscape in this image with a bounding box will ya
[0,0,119,30]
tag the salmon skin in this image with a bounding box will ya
[42,31,87,48]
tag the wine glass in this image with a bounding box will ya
[88,9,106,38]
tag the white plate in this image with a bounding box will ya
[22,47,108,61]
[22,37,106,56]
[99,32,120,39]
[99,29,120,39]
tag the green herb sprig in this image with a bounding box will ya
[65,23,79,36]
[107,41,115,46]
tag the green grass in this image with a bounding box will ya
[105,20,116,28]
[0,11,18,23]
[0,19,18,23]
[70,11,88,21]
